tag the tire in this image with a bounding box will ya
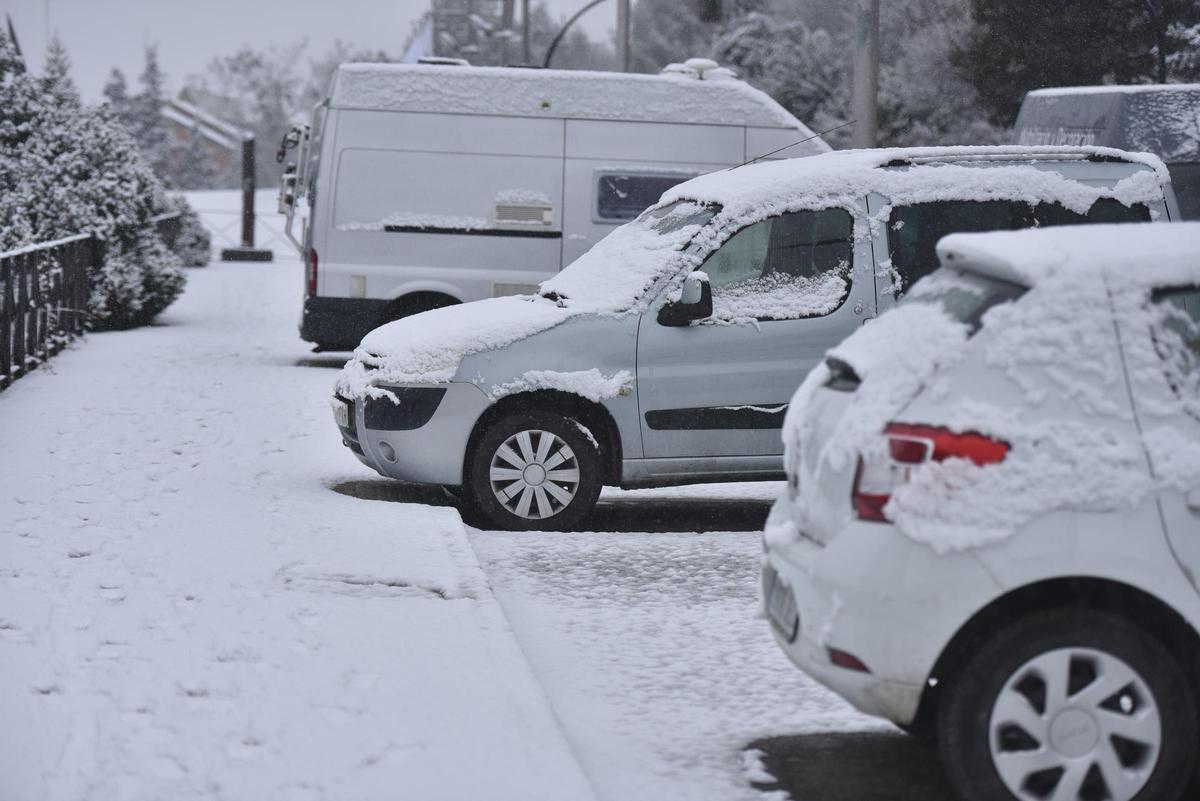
[938,608,1197,801]
[464,409,603,531]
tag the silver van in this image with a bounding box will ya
[278,59,827,351]
[332,145,1181,530]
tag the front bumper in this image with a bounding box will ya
[761,502,1002,726]
[334,382,492,485]
[301,296,390,350]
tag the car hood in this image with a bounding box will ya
[335,295,573,400]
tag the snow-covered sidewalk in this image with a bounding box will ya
[0,259,594,800]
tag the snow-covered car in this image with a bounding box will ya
[332,145,1181,531]
[762,222,1200,801]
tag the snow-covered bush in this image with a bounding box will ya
[164,196,212,267]
[0,31,187,329]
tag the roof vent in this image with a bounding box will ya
[660,58,738,80]
[418,56,470,66]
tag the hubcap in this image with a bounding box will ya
[989,647,1161,801]
[488,429,581,520]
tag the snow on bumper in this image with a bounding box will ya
[335,382,491,485]
[761,503,1002,726]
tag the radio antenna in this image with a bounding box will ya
[728,119,857,170]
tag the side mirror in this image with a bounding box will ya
[657,271,712,327]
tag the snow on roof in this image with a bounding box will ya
[161,98,246,150]
[1026,83,1200,97]
[328,62,818,136]
[937,222,1200,288]
[662,145,1169,228]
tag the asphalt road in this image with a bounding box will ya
[334,477,960,800]
[751,731,957,800]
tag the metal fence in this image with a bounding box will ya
[0,213,185,392]
[0,233,94,390]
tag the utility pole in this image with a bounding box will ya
[616,0,630,72]
[521,0,530,64]
[851,0,879,149]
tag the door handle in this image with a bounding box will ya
[1186,487,1200,513]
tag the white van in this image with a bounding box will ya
[277,60,827,351]
[1013,84,1200,220]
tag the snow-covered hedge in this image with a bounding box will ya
[164,196,212,268]
[0,32,191,329]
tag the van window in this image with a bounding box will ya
[888,198,1151,294]
[701,208,853,321]
[1150,286,1200,416]
[596,173,696,223]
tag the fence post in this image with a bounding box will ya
[32,248,46,363]
[13,251,27,381]
[0,255,11,388]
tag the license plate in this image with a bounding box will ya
[763,563,799,642]
[332,398,350,428]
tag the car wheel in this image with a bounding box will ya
[938,608,1197,801]
[465,409,602,531]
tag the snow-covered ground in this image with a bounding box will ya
[1,205,879,800]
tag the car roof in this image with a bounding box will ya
[660,146,1170,228]
[937,222,1200,289]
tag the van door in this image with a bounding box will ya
[1124,285,1200,595]
[635,202,874,461]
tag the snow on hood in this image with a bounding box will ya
[335,296,570,399]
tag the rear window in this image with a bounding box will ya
[888,198,1150,293]
[899,268,1027,334]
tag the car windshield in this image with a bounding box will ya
[639,199,719,237]
[537,199,719,311]
[898,268,1027,334]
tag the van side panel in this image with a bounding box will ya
[324,110,565,304]
[560,120,742,267]
[745,126,823,162]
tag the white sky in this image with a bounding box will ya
[3,0,617,100]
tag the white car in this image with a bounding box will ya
[762,222,1200,801]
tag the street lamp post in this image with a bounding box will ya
[852,0,879,149]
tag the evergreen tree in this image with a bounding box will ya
[40,34,79,108]
[102,67,131,118]
[953,0,1200,126]
[132,46,170,176]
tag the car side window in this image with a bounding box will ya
[1149,285,1200,417]
[887,201,1023,295]
[595,172,696,223]
[1033,199,1151,226]
[700,208,854,321]
[887,198,1152,296]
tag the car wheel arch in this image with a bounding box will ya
[465,389,623,486]
[911,576,1200,741]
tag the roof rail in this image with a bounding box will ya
[880,148,1142,169]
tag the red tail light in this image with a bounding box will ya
[306,248,318,297]
[853,423,1009,522]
